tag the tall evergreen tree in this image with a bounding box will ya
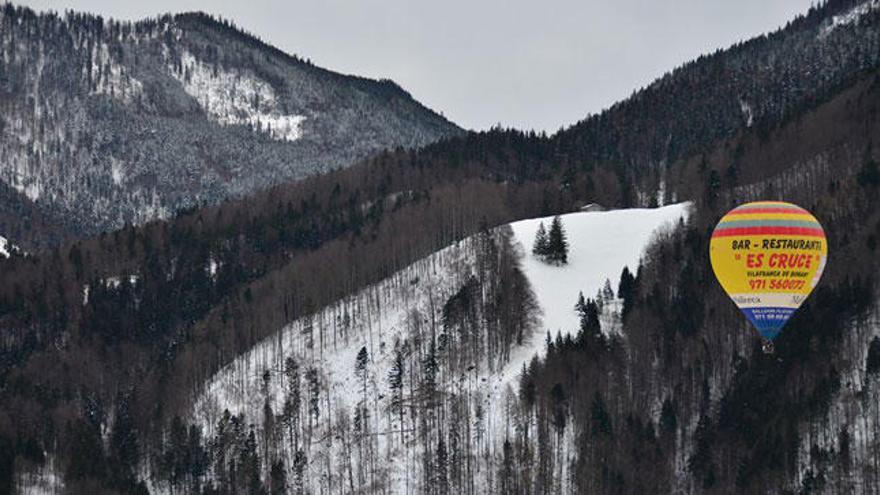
[292,449,307,494]
[307,368,321,421]
[590,392,612,437]
[618,266,637,318]
[435,436,448,495]
[423,341,439,404]
[532,222,549,258]
[356,345,369,401]
[110,393,139,481]
[547,216,569,265]
[388,344,406,440]
[575,292,602,342]
[282,357,301,450]
[270,460,287,495]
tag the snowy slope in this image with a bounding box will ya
[190,238,479,492]
[479,204,692,473]
[186,203,691,493]
[511,203,691,336]
[171,50,307,142]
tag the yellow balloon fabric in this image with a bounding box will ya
[709,201,827,341]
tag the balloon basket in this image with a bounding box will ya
[761,339,775,355]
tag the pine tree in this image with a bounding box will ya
[435,436,448,495]
[660,398,677,435]
[689,415,716,488]
[550,383,567,437]
[575,291,587,315]
[575,293,602,342]
[270,460,287,495]
[423,341,439,406]
[307,368,321,421]
[547,216,569,265]
[590,392,612,437]
[239,429,261,494]
[187,425,208,483]
[110,393,139,480]
[867,336,880,375]
[501,438,515,494]
[292,449,307,494]
[388,344,406,441]
[618,266,637,318]
[166,415,188,488]
[602,279,615,301]
[282,357,301,449]
[532,222,549,259]
[356,345,369,401]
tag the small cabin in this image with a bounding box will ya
[579,203,606,212]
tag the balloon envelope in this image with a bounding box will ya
[709,201,827,341]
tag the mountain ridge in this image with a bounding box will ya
[0,2,462,249]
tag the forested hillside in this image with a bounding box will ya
[2,0,880,493]
[0,5,461,248]
[165,204,687,494]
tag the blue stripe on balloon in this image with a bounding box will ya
[740,306,795,341]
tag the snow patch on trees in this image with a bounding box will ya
[170,50,306,142]
[14,452,64,494]
[88,40,144,104]
[820,0,880,38]
[82,275,140,305]
[0,236,23,258]
[740,98,754,127]
[110,157,125,186]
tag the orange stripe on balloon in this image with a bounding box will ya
[726,208,810,215]
[711,226,826,238]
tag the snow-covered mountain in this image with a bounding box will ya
[0,6,461,247]
[185,203,690,493]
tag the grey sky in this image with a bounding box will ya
[19,0,814,132]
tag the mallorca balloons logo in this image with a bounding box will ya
[709,201,827,350]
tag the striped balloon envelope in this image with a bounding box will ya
[709,201,827,343]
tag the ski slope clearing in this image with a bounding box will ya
[483,203,691,451]
[186,202,691,493]
[511,203,692,336]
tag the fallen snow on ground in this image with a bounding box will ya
[171,50,306,141]
[188,202,691,493]
[510,203,691,336]
[480,203,691,463]
[15,453,63,494]
[191,237,477,492]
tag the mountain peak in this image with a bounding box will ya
[0,3,461,247]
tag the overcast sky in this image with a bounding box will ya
[19,0,815,132]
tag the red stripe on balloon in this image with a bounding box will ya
[726,208,810,215]
[711,226,826,238]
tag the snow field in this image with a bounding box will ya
[189,203,692,493]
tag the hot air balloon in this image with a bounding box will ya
[709,201,827,351]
